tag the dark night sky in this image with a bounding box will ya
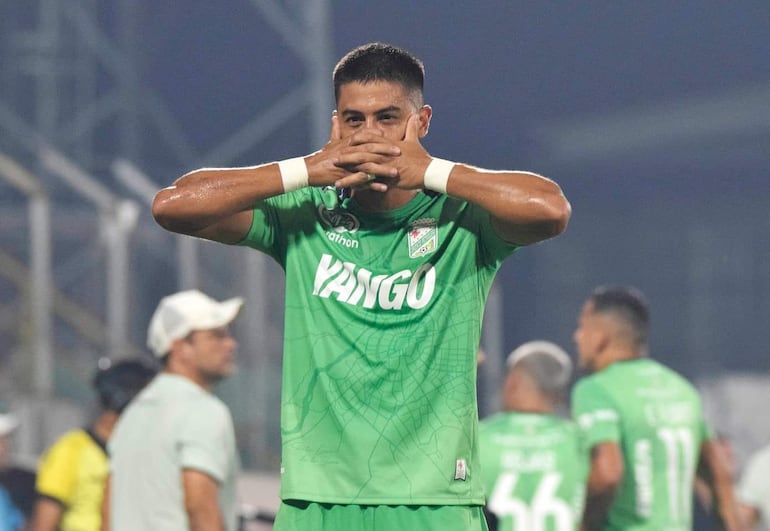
[1,0,768,377]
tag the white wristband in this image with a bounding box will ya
[423,158,455,194]
[278,157,309,192]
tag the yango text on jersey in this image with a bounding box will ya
[313,254,436,310]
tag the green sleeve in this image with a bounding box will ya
[572,378,621,449]
[237,188,317,265]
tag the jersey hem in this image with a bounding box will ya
[280,493,486,506]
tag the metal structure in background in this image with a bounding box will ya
[0,154,53,400]
[0,0,507,468]
[40,146,140,360]
[0,1,342,467]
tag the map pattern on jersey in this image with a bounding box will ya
[241,189,519,504]
[479,412,588,531]
[571,358,711,531]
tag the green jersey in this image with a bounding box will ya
[479,412,588,531]
[241,188,518,505]
[571,358,711,530]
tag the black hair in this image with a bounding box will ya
[588,285,650,347]
[333,42,425,105]
[93,357,157,414]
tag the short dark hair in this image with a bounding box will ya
[588,286,650,347]
[333,43,425,105]
[93,357,157,413]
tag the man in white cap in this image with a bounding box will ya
[104,290,243,531]
[478,341,588,531]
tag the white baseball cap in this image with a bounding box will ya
[147,290,244,357]
[0,413,19,437]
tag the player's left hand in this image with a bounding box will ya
[333,114,432,192]
[389,113,433,190]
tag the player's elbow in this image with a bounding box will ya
[151,188,179,231]
[525,184,572,241]
[523,173,571,233]
[543,193,571,238]
[520,194,572,244]
[151,186,197,235]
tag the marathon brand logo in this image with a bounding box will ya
[407,218,438,258]
[318,205,359,233]
[312,254,435,310]
[319,206,361,249]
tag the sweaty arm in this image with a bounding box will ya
[152,116,401,244]
[355,114,571,246]
[183,469,225,531]
[581,441,624,531]
[697,439,741,531]
[441,163,571,245]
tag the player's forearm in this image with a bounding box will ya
[152,164,285,235]
[711,482,742,531]
[444,164,571,245]
[581,477,618,530]
[699,441,741,531]
[581,491,615,531]
[187,507,226,531]
[581,445,623,531]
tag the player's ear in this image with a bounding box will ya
[595,328,611,354]
[170,335,195,365]
[418,105,432,138]
[501,370,518,409]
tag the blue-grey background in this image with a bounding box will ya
[1,0,768,490]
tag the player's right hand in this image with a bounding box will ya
[304,115,400,191]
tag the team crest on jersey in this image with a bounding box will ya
[407,218,438,258]
[318,205,360,233]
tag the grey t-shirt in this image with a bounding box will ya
[739,444,770,531]
[108,373,239,530]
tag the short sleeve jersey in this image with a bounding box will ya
[738,444,770,530]
[239,188,519,505]
[479,412,588,531]
[108,374,240,531]
[35,429,108,531]
[571,358,711,531]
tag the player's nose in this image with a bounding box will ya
[363,119,385,135]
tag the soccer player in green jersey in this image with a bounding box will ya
[571,286,740,531]
[152,42,571,531]
[479,341,588,531]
